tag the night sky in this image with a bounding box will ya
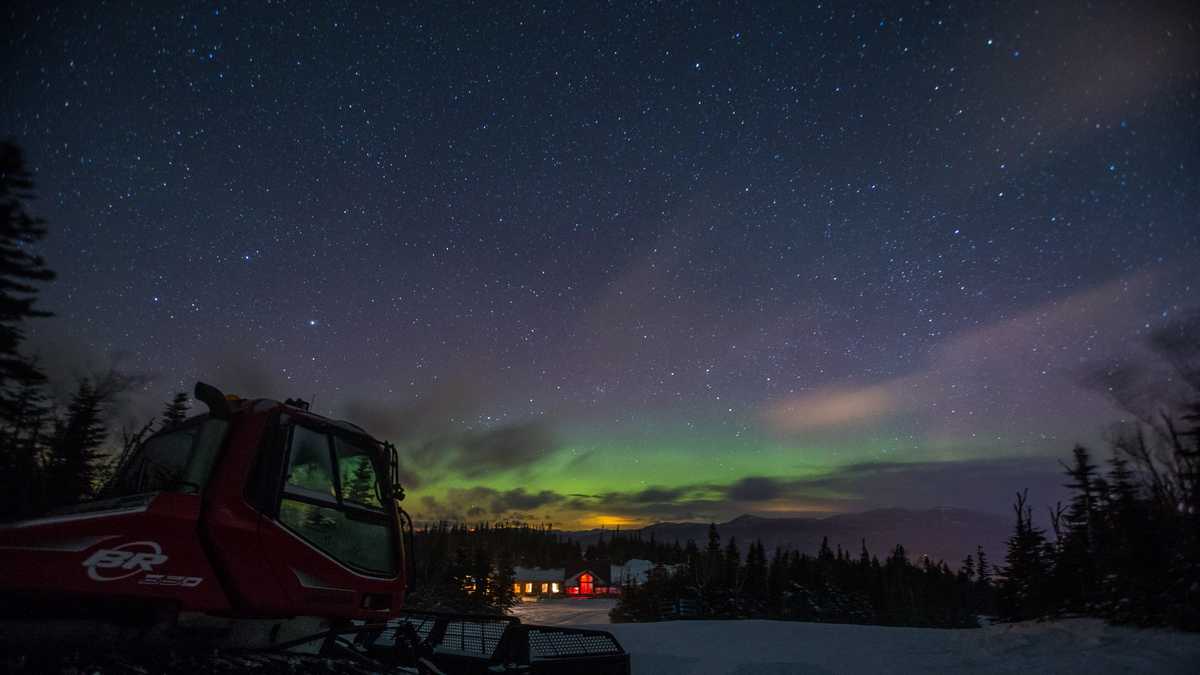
[3,1,1197,528]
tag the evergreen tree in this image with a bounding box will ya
[818,535,834,562]
[490,548,518,611]
[723,536,741,593]
[998,490,1052,621]
[975,545,991,586]
[960,554,976,583]
[704,523,723,587]
[744,539,768,602]
[766,546,786,613]
[469,546,491,606]
[0,364,50,518]
[1057,445,1101,610]
[161,392,189,428]
[683,538,701,586]
[44,379,107,507]
[0,141,55,420]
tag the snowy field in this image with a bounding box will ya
[509,597,616,625]
[594,619,1200,675]
[509,600,1200,673]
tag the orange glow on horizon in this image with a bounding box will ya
[579,514,644,529]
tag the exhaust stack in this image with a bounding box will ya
[194,381,232,419]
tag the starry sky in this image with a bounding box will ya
[3,1,1197,528]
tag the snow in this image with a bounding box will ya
[510,597,615,625]
[510,599,1200,673]
[611,558,657,585]
[574,618,1200,674]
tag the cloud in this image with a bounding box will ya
[758,272,1182,450]
[762,384,902,433]
[628,486,691,503]
[339,379,557,490]
[418,486,566,522]
[726,476,785,502]
[456,423,555,479]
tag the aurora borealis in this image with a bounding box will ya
[3,2,1197,529]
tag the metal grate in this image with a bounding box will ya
[527,627,625,659]
[380,613,512,658]
[436,618,509,656]
[381,614,435,644]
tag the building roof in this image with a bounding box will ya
[512,566,564,582]
[566,558,612,585]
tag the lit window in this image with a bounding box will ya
[513,583,521,594]
[551,582,560,593]
[525,582,533,594]
[541,583,549,593]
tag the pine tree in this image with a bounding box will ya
[0,141,55,420]
[1057,445,1101,610]
[999,490,1052,620]
[743,539,768,602]
[818,535,834,562]
[723,536,741,593]
[0,364,50,518]
[767,546,786,614]
[44,379,107,507]
[960,554,976,582]
[490,548,518,611]
[161,391,190,428]
[683,538,701,586]
[704,523,723,586]
[976,545,991,586]
[469,546,492,607]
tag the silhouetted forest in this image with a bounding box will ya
[996,318,1200,630]
[611,525,991,627]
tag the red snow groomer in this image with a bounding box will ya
[0,383,629,674]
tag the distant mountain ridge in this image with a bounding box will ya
[566,507,1010,569]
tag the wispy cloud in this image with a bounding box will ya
[762,383,905,433]
[759,272,1170,449]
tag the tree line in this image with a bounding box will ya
[611,524,993,627]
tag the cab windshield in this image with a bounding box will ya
[277,422,396,576]
[110,418,229,497]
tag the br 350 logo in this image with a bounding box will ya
[81,541,202,587]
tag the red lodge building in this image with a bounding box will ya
[512,558,655,599]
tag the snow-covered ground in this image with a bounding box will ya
[510,597,615,625]
[578,618,1200,675]
[509,598,1200,673]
